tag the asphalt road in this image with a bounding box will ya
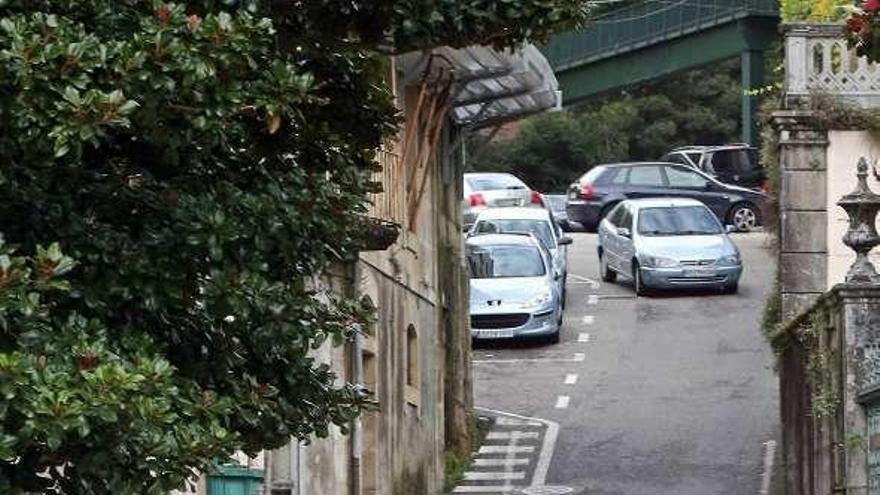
[471,231,779,495]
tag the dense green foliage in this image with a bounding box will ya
[781,0,852,23]
[469,61,742,192]
[0,1,585,493]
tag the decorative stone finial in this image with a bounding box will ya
[837,157,880,284]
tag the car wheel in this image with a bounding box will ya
[728,203,759,232]
[632,261,648,296]
[600,251,617,283]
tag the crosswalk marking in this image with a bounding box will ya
[573,352,586,362]
[478,445,535,454]
[582,315,595,325]
[486,431,539,440]
[453,486,520,493]
[495,418,543,427]
[588,294,599,304]
[578,332,591,342]
[464,471,526,481]
[472,458,530,467]
[564,373,578,385]
[555,396,570,409]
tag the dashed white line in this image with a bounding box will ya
[564,373,578,385]
[587,294,599,305]
[573,352,586,362]
[568,274,600,289]
[554,396,570,409]
[581,315,595,325]
[577,332,591,343]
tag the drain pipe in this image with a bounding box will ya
[350,263,364,495]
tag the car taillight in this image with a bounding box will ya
[530,191,544,206]
[469,193,486,207]
[581,182,595,200]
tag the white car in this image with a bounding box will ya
[469,207,572,304]
[462,173,544,229]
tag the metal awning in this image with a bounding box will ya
[399,44,561,130]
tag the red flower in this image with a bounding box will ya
[157,3,170,26]
[847,14,869,34]
[865,0,880,13]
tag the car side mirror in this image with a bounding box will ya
[558,236,573,246]
[616,227,631,238]
[725,225,736,234]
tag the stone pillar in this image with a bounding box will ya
[773,110,830,318]
[741,49,765,146]
[838,285,880,495]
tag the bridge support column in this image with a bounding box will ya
[741,49,765,146]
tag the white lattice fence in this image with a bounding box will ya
[786,24,880,105]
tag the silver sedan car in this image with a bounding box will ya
[462,173,544,229]
[467,233,563,343]
[597,198,743,295]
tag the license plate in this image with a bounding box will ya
[683,268,716,278]
[474,329,515,339]
[495,198,520,207]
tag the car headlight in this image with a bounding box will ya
[520,291,553,309]
[717,254,741,266]
[643,255,679,268]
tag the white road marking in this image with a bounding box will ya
[587,294,599,305]
[475,407,561,488]
[487,431,540,440]
[759,440,777,495]
[554,396,570,409]
[581,315,595,325]
[474,357,584,365]
[568,274,600,289]
[472,458,530,467]
[453,487,519,493]
[478,445,535,454]
[564,373,578,385]
[464,471,526,481]
[573,352,586,362]
[495,418,543,427]
[577,332,591,343]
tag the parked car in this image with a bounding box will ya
[469,207,572,304]
[543,194,573,231]
[462,173,544,229]
[565,162,767,232]
[597,198,743,295]
[661,144,767,191]
[466,233,563,343]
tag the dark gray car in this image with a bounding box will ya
[565,162,767,232]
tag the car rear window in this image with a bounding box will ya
[637,206,722,236]
[466,175,527,191]
[473,219,555,250]
[579,166,607,184]
[466,245,546,278]
[710,149,758,174]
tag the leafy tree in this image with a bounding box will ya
[0,1,585,493]
[781,0,852,22]
[468,60,742,191]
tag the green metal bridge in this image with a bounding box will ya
[544,0,781,145]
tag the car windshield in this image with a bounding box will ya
[637,206,722,236]
[467,245,546,279]
[473,219,555,249]
[467,175,526,191]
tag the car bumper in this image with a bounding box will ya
[639,265,742,289]
[470,309,559,339]
[566,201,603,230]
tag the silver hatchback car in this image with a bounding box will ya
[597,198,743,295]
[467,233,563,343]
